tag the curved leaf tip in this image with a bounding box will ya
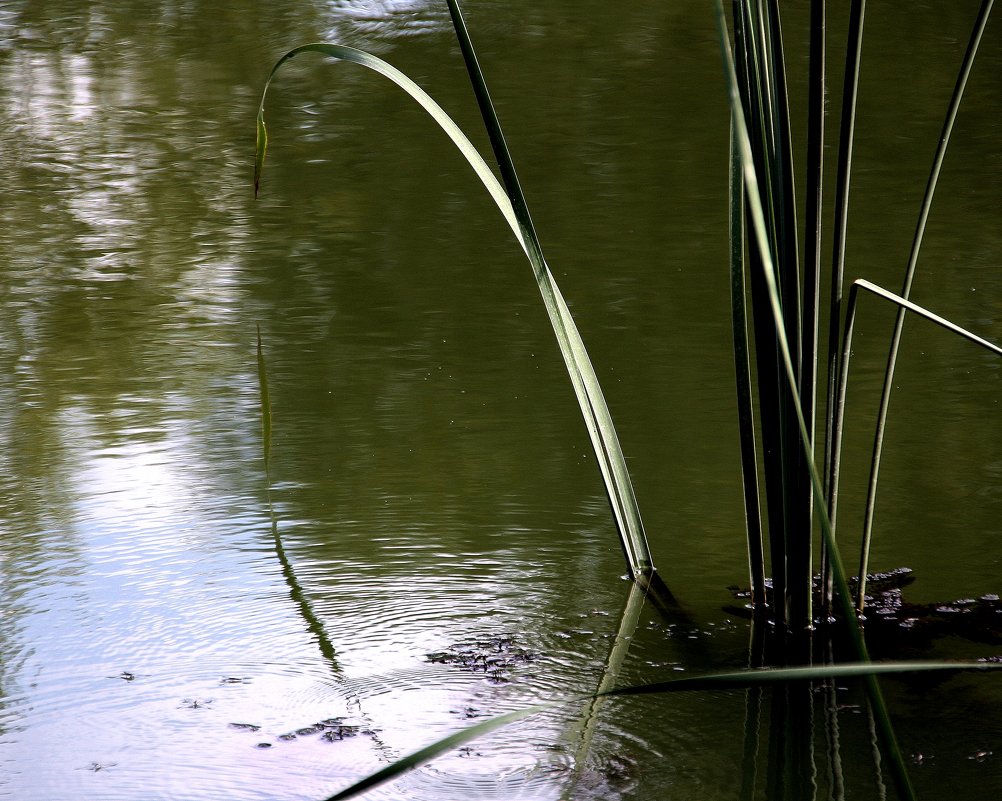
[254,110,268,198]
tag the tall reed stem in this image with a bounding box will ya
[730,119,767,608]
[717,5,915,794]
[821,0,865,618]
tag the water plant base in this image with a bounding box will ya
[727,568,1002,656]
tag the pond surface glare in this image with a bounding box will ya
[1,1,1001,799]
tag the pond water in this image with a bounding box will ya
[1,1,1000,799]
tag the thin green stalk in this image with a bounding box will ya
[742,1,775,181]
[822,0,865,618]
[730,118,767,608]
[765,0,812,633]
[761,0,802,362]
[731,0,753,115]
[802,0,824,408]
[803,0,825,619]
[765,0,801,355]
[740,2,784,284]
[856,0,994,613]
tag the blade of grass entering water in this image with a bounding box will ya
[732,0,792,627]
[320,660,1002,801]
[566,579,648,799]
[444,0,656,581]
[255,40,656,581]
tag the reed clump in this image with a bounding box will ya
[252,1,1001,798]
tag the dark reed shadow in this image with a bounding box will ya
[256,325,342,671]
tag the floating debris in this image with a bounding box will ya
[320,719,364,741]
[427,634,538,684]
[273,717,374,745]
[295,725,322,737]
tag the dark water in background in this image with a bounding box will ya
[0,2,1000,799]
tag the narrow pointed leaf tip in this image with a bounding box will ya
[254,110,267,198]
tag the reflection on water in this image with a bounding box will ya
[1,0,1001,799]
[321,1,447,45]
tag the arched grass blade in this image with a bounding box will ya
[255,41,656,581]
[321,660,1002,801]
[255,43,515,230]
